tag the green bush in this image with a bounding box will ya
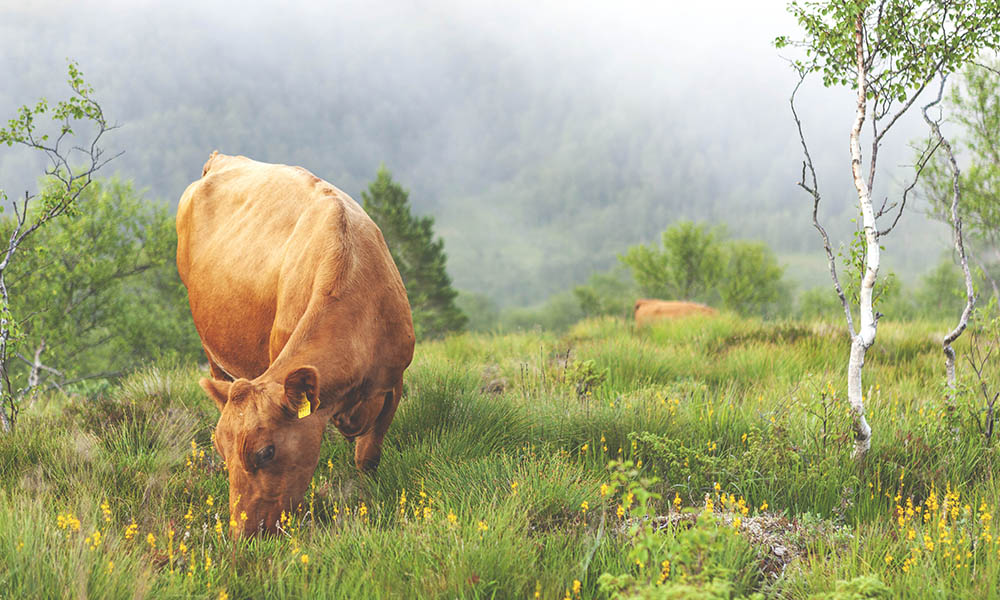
[1,178,201,392]
[718,241,788,317]
[620,221,724,302]
[621,221,790,317]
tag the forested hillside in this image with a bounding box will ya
[0,1,948,305]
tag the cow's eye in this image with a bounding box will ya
[256,445,275,465]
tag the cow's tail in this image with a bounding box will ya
[201,150,220,177]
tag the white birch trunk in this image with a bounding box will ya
[847,14,875,459]
[927,93,976,390]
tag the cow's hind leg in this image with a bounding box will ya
[354,381,401,472]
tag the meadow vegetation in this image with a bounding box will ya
[3,313,1000,598]
[5,14,1000,599]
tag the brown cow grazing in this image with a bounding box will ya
[176,152,415,538]
[634,299,717,326]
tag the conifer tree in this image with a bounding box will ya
[362,166,466,339]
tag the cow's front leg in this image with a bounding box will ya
[354,382,401,472]
[203,345,234,381]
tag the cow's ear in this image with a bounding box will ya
[284,366,320,419]
[200,378,232,412]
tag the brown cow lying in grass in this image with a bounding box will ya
[634,299,717,326]
[176,152,415,538]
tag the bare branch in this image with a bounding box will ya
[971,251,1000,301]
[877,135,940,236]
[14,340,61,396]
[974,61,1000,77]
[790,68,856,336]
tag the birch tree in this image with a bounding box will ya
[920,77,976,390]
[920,61,1000,301]
[777,0,1000,459]
[0,63,118,431]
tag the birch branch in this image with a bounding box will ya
[789,70,856,337]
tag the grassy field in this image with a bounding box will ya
[2,314,999,599]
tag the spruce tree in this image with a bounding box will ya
[362,166,467,339]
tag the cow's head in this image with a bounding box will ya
[200,366,324,538]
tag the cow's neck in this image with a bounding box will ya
[257,306,363,419]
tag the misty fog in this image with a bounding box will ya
[0,0,952,306]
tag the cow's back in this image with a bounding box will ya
[634,299,716,326]
[177,153,411,384]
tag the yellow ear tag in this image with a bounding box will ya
[297,394,311,419]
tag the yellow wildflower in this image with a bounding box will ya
[659,559,670,583]
[85,530,102,550]
[56,512,81,532]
